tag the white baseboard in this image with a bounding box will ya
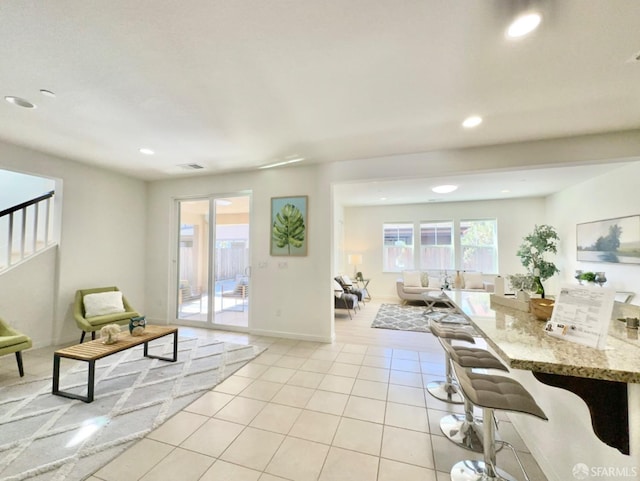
[249,328,333,343]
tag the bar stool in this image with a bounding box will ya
[450,362,548,481]
[430,322,509,452]
[439,343,508,452]
[426,322,477,404]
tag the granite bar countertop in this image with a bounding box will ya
[449,291,640,384]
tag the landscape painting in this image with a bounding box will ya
[270,196,308,256]
[576,215,640,264]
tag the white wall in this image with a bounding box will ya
[0,140,147,344]
[0,246,56,348]
[145,164,334,342]
[548,161,640,302]
[343,197,546,299]
[0,169,55,210]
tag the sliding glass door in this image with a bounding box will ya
[176,194,250,328]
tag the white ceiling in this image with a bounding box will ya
[0,0,639,188]
[334,163,626,206]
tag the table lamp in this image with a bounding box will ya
[348,254,362,279]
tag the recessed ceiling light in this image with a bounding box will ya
[216,199,232,206]
[432,185,458,194]
[501,189,511,193]
[40,89,56,98]
[462,116,482,128]
[380,197,387,201]
[5,96,36,109]
[506,12,542,38]
[139,148,155,155]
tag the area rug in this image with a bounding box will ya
[371,303,470,332]
[0,337,264,481]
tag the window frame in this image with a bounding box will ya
[382,222,415,272]
[459,218,498,274]
[419,220,454,270]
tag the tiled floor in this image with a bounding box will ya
[3,300,548,481]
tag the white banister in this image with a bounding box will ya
[0,191,55,271]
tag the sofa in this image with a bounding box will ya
[396,270,495,302]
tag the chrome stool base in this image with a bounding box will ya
[450,460,517,481]
[427,380,464,404]
[440,413,483,452]
[440,414,504,453]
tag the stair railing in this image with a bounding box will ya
[0,190,55,270]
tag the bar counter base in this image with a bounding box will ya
[532,371,629,455]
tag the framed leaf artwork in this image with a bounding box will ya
[271,196,308,256]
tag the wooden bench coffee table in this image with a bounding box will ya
[52,325,178,403]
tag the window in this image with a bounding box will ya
[419,221,454,270]
[383,223,414,272]
[460,219,498,273]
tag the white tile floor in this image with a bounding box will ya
[1,300,549,481]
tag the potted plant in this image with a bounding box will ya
[516,224,559,298]
[579,271,596,284]
[507,274,534,291]
[507,274,535,300]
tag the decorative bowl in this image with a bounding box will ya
[529,298,555,321]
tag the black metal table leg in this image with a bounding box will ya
[51,357,95,403]
[87,360,96,402]
[52,354,60,394]
[144,330,178,362]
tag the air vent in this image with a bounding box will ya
[178,163,204,170]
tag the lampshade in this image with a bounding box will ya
[348,254,362,265]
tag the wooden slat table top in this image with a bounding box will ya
[54,325,178,361]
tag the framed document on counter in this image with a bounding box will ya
[544,285,615,349]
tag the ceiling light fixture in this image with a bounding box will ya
[432,184,458,194]
[258,157,304,169]
[506,11,542,38]
[139,148,155,155]
[40,89,56,98]
[4,96,36,109]
[216,199,232,206]
[462,115,482,128]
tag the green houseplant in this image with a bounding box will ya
[516,224,559,298]
[579,271,596,283]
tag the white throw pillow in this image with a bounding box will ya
[83,291,126,318]
[403,271,422,287]
[342,275,353,285]
[464,272,484,289]
[428,276,442,289]
[333,279,344,297]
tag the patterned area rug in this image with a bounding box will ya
[371,304,470,332]
[0,337,263,481]
[371,303,433,332]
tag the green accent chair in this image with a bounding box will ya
[74,286,139,343]
[0,317,32,377]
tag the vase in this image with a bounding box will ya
[533,276,545,298]
[453,270,463,289]
[595,272,607,287]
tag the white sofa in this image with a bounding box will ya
[396,270,495,302]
